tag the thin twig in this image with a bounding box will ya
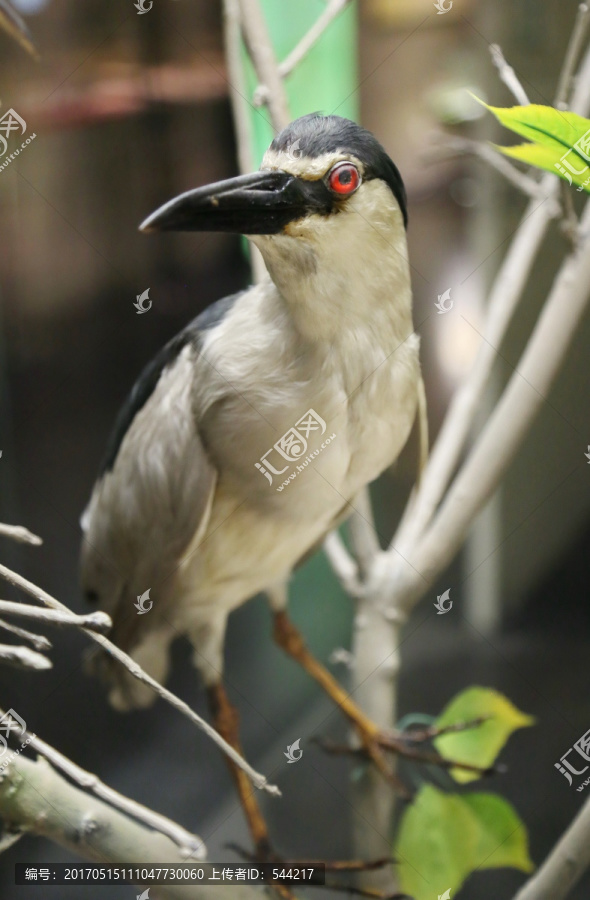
[348,490,381,581]
[401,717,487,742]
[555,2,590,109]
[0,561,279,797]
[0,523,42,546]
[239,0,290,131]
[254,0,352,104]
[0,707,205,857]
[0,599,111,633]
[0,617,51,651]
[559,178,580,246]
[432,134,543,198]
[223,0,267,282]
[511,789,590,899]
[323,532,363,597]
[489,44,530,105]
[0,643,51,670]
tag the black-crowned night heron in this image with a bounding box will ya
[81,113,421,858]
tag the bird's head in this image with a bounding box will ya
[140,114,410,333]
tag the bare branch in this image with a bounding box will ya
[0,562,280,797]
[323,531,363,597]
[489,44,530,105]
[0,755,262,900]
[0,599,111,633]
[0,643,51,670]
[391,173,559,563]
[512,789,590,900]
[0,618,51,652]
[0,707,204,857]
[395,197,590,616]
[348,489,381,581]
[254,0,352,104]
[0,523,42,546]
[555,2,590,109]
[433,134,543,198]
[239,0,290,130]
[223,0,267,282]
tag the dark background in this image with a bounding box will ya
[1,0,590,897]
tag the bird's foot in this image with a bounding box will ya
[228,845,403,898]
[316,716,495,794]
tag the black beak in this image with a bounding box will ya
[140,169,330,236]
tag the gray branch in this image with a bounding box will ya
[0,523,42,546]
[0,618,51,651]
[0,754,262,900]
[512,791,590,900]
[0,562,279,798]
[0,643,51,670]
[0,599,111,633]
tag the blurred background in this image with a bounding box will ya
[1,0,590,897]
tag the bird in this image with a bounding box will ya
[80,113,423,858]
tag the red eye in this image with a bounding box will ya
[328,162,360,196]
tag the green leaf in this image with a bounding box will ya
[480,100,590,152]
[461,793,533,873]
[434,687,534,783]
[498,141,590,190]
[395,785,478,899]
[476,98,590,192]
[395,786,533,900]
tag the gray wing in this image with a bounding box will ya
[80,335,217,665]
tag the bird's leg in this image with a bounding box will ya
[272,612,492,787]
[272,611,406,790]
[208,680,394,881]
[206,682,272,859]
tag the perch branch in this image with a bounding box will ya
[0,561,279,797]
[0,754,261,900]
[0,707,204,858]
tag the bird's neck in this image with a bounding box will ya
[254,217,413,347]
